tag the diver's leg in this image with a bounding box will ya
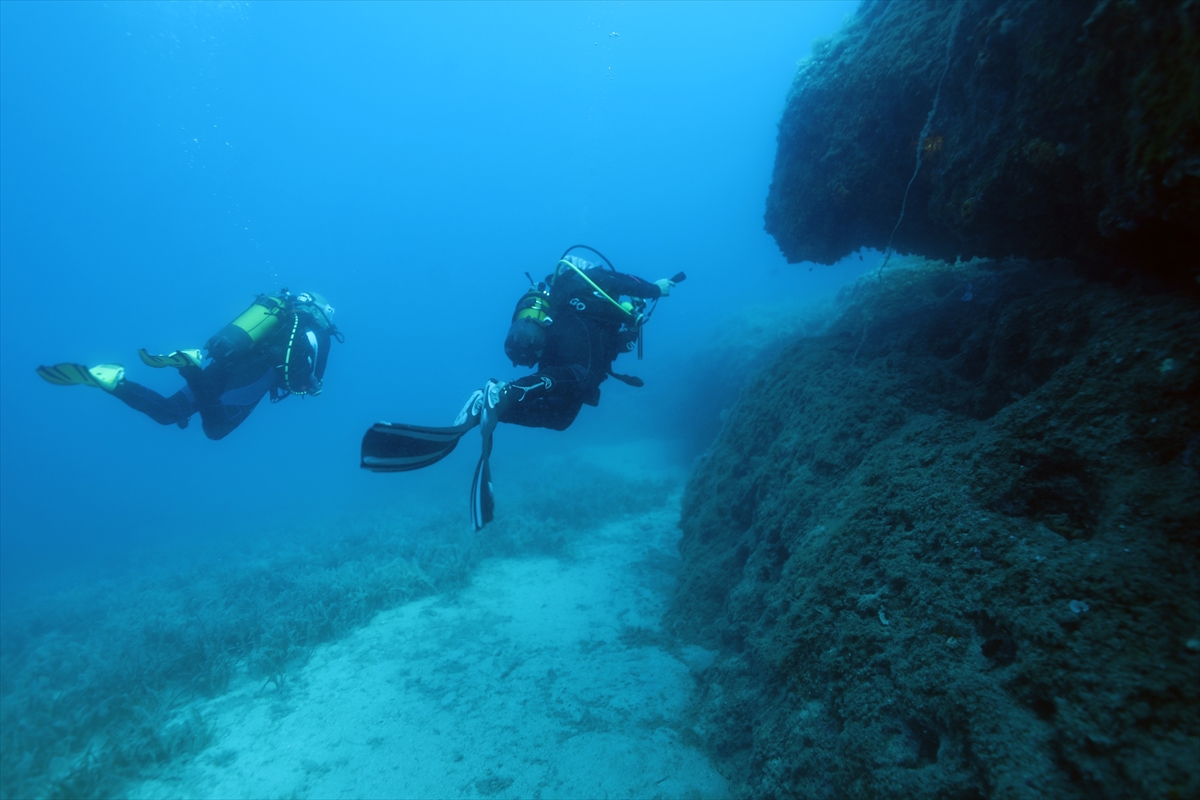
[195,367,276,440]
[178,363,220,403]
[496,373,587,431]
[110,381,196,427]
[496,315,603,430]
[198,396,265,440]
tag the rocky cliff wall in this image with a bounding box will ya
[669,258,1199,798]
[765,0,1199,285]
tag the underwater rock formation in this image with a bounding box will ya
[764,0,1200,285]
[669,257,1199,798]
[682,3,1200,793]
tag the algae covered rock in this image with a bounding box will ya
[765,0,1200,284]
[669,258,1200,798]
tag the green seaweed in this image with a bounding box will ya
[0,461,671,799]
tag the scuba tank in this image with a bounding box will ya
[503,275,552,367]
[206,293,290,360]
[511,276,553,327]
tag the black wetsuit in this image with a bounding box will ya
[112,320,331,440]
[498,267,662,431]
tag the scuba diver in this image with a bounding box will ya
[37,290,340,440]
[361,245,683,528]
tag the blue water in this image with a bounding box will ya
[1,4,891,797]
[1,1,868,597]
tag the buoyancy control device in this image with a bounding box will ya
[503,245,652,373]
[550,249,649,357]
[205,291,341,401]
[279,291,340,397]
[503,244,685,374]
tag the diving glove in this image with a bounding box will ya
[653,278,674,296]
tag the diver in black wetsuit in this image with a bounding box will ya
[472,253,676,431]
[358,247,680,529]
[462,252,676,431]
[37,290,339,440]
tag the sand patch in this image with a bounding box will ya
[130,500,726,799]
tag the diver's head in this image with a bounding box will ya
[504,318,546,367]
[297,292,335,328]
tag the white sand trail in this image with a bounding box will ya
[132,499,727,799]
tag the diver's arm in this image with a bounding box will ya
[311,327,332,381]
[589,269,663,300]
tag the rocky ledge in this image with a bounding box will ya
[765,0,1199,287]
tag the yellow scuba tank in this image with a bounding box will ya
[512,281,552,327]
[206,293,289,359]
[504,279,552,367]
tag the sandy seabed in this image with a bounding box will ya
[130,496,728,800]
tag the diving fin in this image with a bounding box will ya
[36,363,125,392]
[470,450,494,531]
[470,399,499,531]
[360,418,479,472]
[363,381,503,529]
[138,348,202,369]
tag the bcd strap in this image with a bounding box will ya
[607,370,644,387]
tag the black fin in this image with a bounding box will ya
[360,420,475,472]
[470,407,499,530]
